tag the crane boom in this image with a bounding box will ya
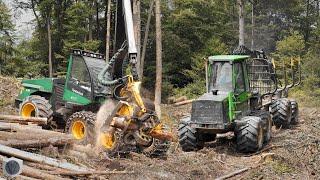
[123,0,138,64]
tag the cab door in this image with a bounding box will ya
[233,61,251,118]
[63,55,93,105]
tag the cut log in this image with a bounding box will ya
[22,165,68,180]
[50,170,133,176]
[0,122,64,136]
[0,115,47,125]
[0,122,42,131]
[174,99,194,106]
[0,135,75,148]
[0,144,88,172]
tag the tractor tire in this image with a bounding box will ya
[19,95,53,128]
[65,111,96,145]
[251,110,272,143]
[178,119,204,152]
[270,98,292,129]
[290,100,299,125]
[235,116,264,153]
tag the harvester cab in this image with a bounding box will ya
[179,52,301,153]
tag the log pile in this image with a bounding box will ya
[0,114,131,179]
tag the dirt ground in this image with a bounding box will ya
[0,76,319,179]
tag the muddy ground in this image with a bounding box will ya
[0,76,319,179]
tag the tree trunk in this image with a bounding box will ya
[88,1,94,41]
[133,0,141,78]
[251,2,254,49]
[95,0,100,39]
[105,0,112,62]
[154,0,162,117]
[238,0,245,46]
[140,0,154,79]
[113,0,118,53]
[47,17,53,77]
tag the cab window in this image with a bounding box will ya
[234,62,245,93]
[70,56,91,91]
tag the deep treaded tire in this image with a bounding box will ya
[251,110,272,143]
[290,100,299,125]
[270,98,292,128]
[178,119,204,152]
[65,111,96,145]
[19,95,53,126]
[235,116,264,153]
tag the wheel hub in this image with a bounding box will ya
[100,132,116,149]
[72,120,86,140]
[21,103,36,117]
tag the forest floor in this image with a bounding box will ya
[0,76,319,179]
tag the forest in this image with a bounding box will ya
[0,0,318,103]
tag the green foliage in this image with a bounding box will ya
[273,31,305,58]
[0,1,15,73]
[2,40,47,77]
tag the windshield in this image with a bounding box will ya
[208,62,233,92]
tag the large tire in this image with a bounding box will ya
[178,119,204,152]
[235,116,264,153]
[65,111,96,145]
[270,98,292,128]
[19,95,53,127]
[251,110,272,143]
[290,100,299,125]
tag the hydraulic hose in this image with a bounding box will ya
[98,42,127,86]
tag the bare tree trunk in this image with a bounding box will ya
[88,1,93,41]
[154,0,162,117]
[113,0,118,53]
[238,0,245,46]
[251,2,254,49]
[140,0,154,79]
[105,0,112,62]
[95,0,100,39]
[133,0,141,78]
[47,17,53,77]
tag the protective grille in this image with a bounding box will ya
[191,100,225,125]
[247,58,276,95]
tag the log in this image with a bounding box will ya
[0,135,75,148]
[215,167,249,180]
[0,144,88,172]
[0,122,42,131]
[0,122,64,136]
[0,115,47,125]
[50,170,133,176]
[174,99,194,106]
[22,165,68,180]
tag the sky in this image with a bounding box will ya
[3,0,34,40]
